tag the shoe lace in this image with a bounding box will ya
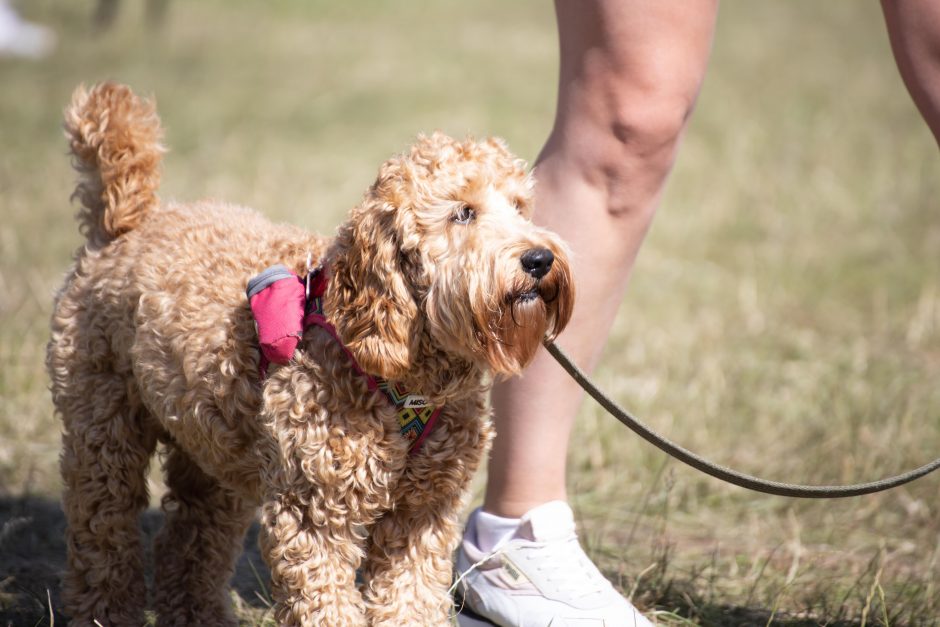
[449,544,509,597]
[528,534,610,600]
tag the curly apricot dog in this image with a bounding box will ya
[48,82,573,626]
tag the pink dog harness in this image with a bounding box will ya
[247,264,442,454]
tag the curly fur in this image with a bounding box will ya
[48,82,574,626]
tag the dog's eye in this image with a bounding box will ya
[453,205,476,225]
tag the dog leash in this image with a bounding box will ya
[545,341,940,498]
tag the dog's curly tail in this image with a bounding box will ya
[64,82,165,249]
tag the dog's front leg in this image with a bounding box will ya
[260,491,367,626]
[364,499,464,626]
[258,364,408,627]
[258,379,377,627]
[363,417,491,626]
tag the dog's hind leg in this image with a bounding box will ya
[153,444,255,627]
[55,368,159,626]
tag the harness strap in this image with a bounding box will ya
[248,264,441,454]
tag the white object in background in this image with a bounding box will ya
[0,1,56,59]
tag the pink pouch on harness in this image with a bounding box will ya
[246,265,306,375]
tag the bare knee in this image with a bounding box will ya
[541,0,717,217]
[611,88,696,213]
[551,69,700,218]
[544,9,710,217]
[609,87,695,162]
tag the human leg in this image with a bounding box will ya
[458,2,717,624]
[484,0,719,519]
[881,0,940,144]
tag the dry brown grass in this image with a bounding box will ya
[1,1,938,625]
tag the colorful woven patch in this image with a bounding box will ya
[376,379,442,447]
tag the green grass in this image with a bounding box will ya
[2,1,939,625]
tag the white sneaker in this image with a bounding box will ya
[455,502,654,627]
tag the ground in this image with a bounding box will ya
[1,1,939,625]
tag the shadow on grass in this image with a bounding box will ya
[0,494,272,625]
[0,495,893,627]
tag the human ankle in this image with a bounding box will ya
[482,490,568,519]
[472,509,520,552]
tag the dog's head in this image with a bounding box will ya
[327,133,574,380]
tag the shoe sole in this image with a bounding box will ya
[455,608,499,627]
[454,595,499,626]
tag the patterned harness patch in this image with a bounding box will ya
[376,380,440,448]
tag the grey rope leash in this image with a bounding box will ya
[545,341,940,498]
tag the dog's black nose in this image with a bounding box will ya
[520,248,554,279]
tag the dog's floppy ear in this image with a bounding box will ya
[326,180,419,381]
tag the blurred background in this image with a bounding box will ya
[1,1,939,625]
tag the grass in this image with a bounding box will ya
[1,0,939,625]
